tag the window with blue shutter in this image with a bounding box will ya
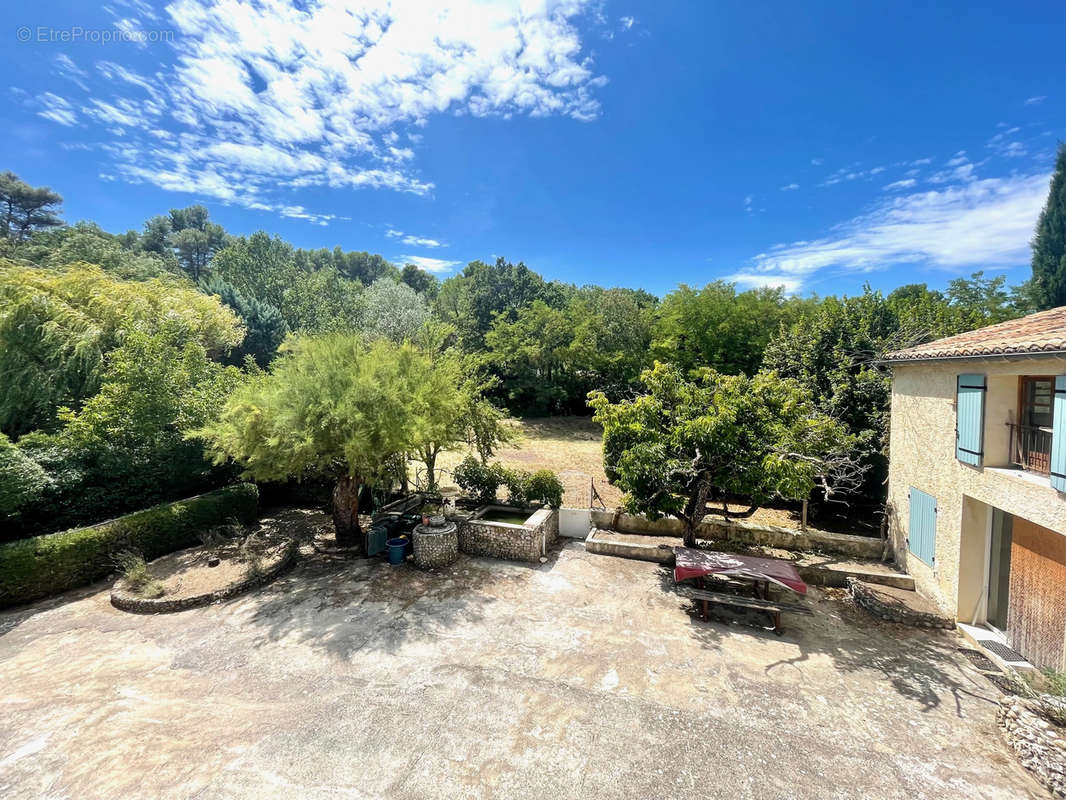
[1050,375,1066,492]
[908,487,936,565]
[956,374,986,466]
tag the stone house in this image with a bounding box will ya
[884,307,1066,671]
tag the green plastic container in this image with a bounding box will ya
[366,525,388,557]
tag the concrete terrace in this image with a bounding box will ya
[0,538,1048,799]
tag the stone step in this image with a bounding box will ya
[584,528,914,591]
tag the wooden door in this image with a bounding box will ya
[1007,518,1066,670]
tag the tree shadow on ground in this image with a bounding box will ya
[655,565,1000,717]
[238,527,567,663]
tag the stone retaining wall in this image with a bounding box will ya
[998,695,1066,798]
[847,577,954,628]
[458,507,558,563]
[590,509,882,559]
[111,542,297,614]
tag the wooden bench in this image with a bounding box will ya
[676,586,813,635]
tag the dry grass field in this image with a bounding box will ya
[436,416,621,508]
[434,417,875,537]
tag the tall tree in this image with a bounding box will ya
[169,205,227,281]
[653,281,814,376]
[195,335,462,550]
[590,363,859,547]
[0,171,63,244]
[202,278,289,367]
[436,257,569,349]
[1028,143,1066,310]
[400,263,439,298]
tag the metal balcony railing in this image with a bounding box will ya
[1007,422,1053,476]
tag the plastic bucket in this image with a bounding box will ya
[386,538,407,565]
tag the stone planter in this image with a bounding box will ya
[458,505,559,563]
[111,541,297,614]
[412,520,458,569]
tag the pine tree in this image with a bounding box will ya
[1030,143,1066,310]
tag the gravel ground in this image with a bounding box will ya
[0,535,1047,800]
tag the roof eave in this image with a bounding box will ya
[879,348,1066,366]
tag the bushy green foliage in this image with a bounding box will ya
[358,277,430,343]
[400,263,440,298]
[7,333,243,538]
[524,469,564,508]
[454,460,562,508]
[501,467,532,506]
[483,287,656,414]
[652,281,815,377]
[195,334,463,545]
[590,363,858,545]
[436,257,570,350]
[0,433,49,519]
[31,222,177,279]
[0,483,257,607]
[0,263,243,436]
[453,455,503,503]
[203,278,289,366]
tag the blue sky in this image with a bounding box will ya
[2,0,1063,297]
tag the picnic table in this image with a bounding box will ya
[672,547,811,634]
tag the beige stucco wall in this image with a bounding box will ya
[887,356,1066,616]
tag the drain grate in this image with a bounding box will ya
[981,640,1027,663]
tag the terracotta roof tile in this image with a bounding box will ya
[883,306,1066,362]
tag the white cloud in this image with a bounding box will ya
[882,178,917,191]
[819,164,888,187]
[620,16,635,30]
[37,0,608,223]
[387,228,445,248]
[400,255,461,273]
[727,272,803,294]
[810,158,824,166]
[780,182,799,191]
[749,171,1050,285]
[1026,95,1047,105]
[54,54,89,91]
[37,93,77,126]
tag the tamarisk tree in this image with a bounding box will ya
[195,333,461,551]
[589,362,862,547]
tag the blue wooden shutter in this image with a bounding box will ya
[1050,376,1066,492]
[956,374,986,466]
[908,487,937,565]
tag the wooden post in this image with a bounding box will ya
[801,499,808,532]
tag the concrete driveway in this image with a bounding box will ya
[0,533,1047,799]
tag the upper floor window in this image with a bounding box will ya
[1010,376,1055,476]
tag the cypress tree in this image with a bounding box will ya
[1030,143,1066,310]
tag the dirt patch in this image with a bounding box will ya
[124,510,307,602]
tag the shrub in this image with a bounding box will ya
[114,551,164,598]
[0,433,50,519]
[453,456,502,503]
[0,482,257,608]
[501,467,532,506]
[525,469,564,508]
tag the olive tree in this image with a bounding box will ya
[195,334,462,550]
[589,362,862,547]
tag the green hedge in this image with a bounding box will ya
[0,483,258,608]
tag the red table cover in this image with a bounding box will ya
[673,547,808,595]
